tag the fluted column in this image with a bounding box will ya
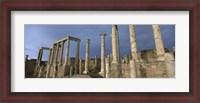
[152,25,165,60]
[83,39,90,74]
[99,33,106,77]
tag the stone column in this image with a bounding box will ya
[83,39,90,74]
[99,33,106,77]
[50,45,55,65]
[38,48,43,66]
[53,43,59,78]
[129,25,138,60]
[75,41,80,74]
[34,48,43,77]
[110,25,121,78]
[115,26,120,61]
[94,55,98,67]
[111,25,119,63]
[64,40,70,65]
[63,40,70,76]
[129,25,138,78]
[152,25,165,60]
[106,56,110,78]
[79,58,82,74]
[58,41,64,66]
[46,48,52,78]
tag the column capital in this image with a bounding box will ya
[99,33,106,37]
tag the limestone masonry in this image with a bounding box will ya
[25,25,175,78]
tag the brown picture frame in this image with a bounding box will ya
[0,0,199,102]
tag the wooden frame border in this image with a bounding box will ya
[0,0,199,102]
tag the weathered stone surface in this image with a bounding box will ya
[99,33,106,77]
[130,60,137,78]
[152,25,165,60]
[83,39,90,74]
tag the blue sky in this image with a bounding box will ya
[25,25,175,61]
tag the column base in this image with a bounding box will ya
[83,70,89,74]
[156,56,165,61]
[130,60,137,78]
[99,71,105,77]
[110,62,122,78]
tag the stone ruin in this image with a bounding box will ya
[25,25,175,78]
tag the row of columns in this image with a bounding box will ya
[98,24,165,78]
[35,25,166,78]
[129,24,165,78]
[45,36,80,78]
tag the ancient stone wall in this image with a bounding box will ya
[121,49,175,78]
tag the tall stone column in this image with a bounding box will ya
[46,48,52,78]
[58,41,64,66]
[35,48,43,77]
[129,25,138,78]
[111,25,119,63]
[38,48,44,78]
[115,26,120,61]
[53,43,59,78]
[75,41,80,74]
[63,40,70,76]
[50,45,55,65]
[64,40,70,65]
[110,25,121,78]
[83,39,90,74]
[129,25,138,60]
[79,58,82,74]
[152,25,165,60]
[99,33,106,77]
